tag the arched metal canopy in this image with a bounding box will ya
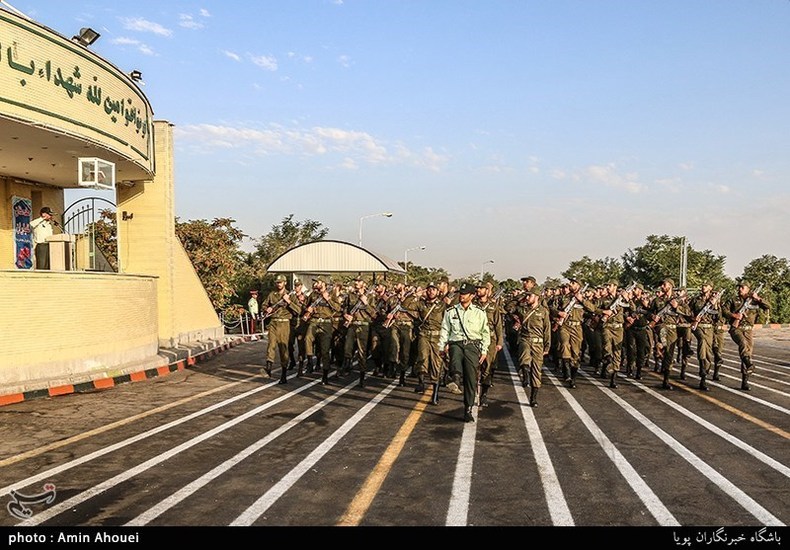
[267,240,405,274]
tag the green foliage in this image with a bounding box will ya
[175,217,247,310]
[401,262,451,288]
[621,235,728,289]
[741,255,790,323]
[562,255,623,287]
[89,208,118,271]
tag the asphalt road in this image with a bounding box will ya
[0,330,788,543]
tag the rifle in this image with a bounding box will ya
[599,282,636,325]
[343,289,375,328]
[261,290,296,321]
[732,283,765,329]
[383,289,416,328]
[649,291,680,329]
[301,292,329,322]
[553,283,589,331]
[690,289,725,331]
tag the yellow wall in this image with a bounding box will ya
[0,270,158,390]
[117,121,222,347]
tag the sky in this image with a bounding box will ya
[14,0,790,282]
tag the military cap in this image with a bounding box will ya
[567,276,580,283]
[605,280,619,286]
[312,276,326,284]
[634,283,644,291]
[662,278,675,286]
[520,276,537,284]
[426,281,438,289]
[458,282,475,295]
[294,278,302,285]
[526,285,541,296]
[738,279,752,288]
[249,289,258,295]
[475,280,487,288]
[439,275,450,284]
[701,281,713,288]
[274,274,287,282]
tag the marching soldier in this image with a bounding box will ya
[303,276,342,385]
[261,274,301,383]
[649,278,692,390]
[624,284,652,380]
[676,288,693,380]
[414,281,447,402]
[584,281,629,389]
[689,282,723,391]
[341,276,375,387]
[722,280,770,391]
[712,295,729,381]
[385,282,419,387]
[369,281,391,377]
[288,279,309,374]
[582,286,604,375]
[512,285,551,407]
[551,278,586,388]
[474,281,503,407]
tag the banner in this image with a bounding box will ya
[12,196,33,269]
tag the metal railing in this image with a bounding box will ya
[63,197,116,271]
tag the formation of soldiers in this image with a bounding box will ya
[251,272,770,416]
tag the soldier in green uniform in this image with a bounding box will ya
[551,278,586,388]
[584,281,629,389]
[414,281,447,402]
[624,284,652,380]
[712,297,729,381]
[722,281,769,391]
[675,288,693,380]
[689,282,723,391]
[369,282,391,378]
[583,286,605,375]
[512,286,551,407]
[341,276,375,387]
[303,276,342,385]
[385,282,419,387]
[289,279,309,374]
[261,274,302,383]
[474,281,503,407]
[649,278,692,390]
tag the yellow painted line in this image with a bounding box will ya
[0,375,260,468]
[337,390,432,526]
[649,373,790,441]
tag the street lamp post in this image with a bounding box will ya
[480,260,494,281]
[404,246,426,284]
[358,212,393,247]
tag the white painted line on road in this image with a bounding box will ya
[1,377,284,498]
[17,378,323,526]
[625,377,790,479]
[582,372,785,526]
[543,371,679,526]
[230,381,397,526]
[445,403,478,526]
[502,345,574,527]
[127,379,365,526]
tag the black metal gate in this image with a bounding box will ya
[63,197,116,271]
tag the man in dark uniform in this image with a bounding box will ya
[385,282,419,387]
[369,281,391,377]
[723,280,769,391]
[624,284,652,380]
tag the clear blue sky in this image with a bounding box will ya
[17,0,790,281]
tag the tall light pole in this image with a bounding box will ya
[480,259,494,281]
[404,246,426,284]
[358,212,393,247]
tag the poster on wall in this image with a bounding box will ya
[12,196,33,270]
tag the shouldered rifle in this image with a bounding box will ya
[600,282,636,324]
[690,289,725,331]
[553,283,589,331]
[301,292,329,322]
[649,291,679,329]
[343,289,375,328]
[383,289,416,328]
[262,290,296,321]
[732,282,764,329]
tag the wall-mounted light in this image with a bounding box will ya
[122,211,134,221]
[129,70,143,82]
[72,27,100,47]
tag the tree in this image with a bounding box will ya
[562,255,623,287]
[90,208,118,271]
[401,262,450,288]
[253,214,329,267]
[621,235,728,289]
[176,217,247,311]
[741,255,790,323]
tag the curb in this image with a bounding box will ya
[0,336,250,407]
[752,324,790,330]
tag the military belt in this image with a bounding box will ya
[396,321,413,326]
[351,321,369,326]
[312,318,333,323]
[522,336,543,343]
[421,329,442,335]
[606,323,623,329]
[565,321,582,326]
[733,325,753,331]
[449,339,481,346]
[697,323,713,329]
[663,324,677,329]
[270,318,290,322]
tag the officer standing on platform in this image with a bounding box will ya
[438,283,490,422]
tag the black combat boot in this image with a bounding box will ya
[699,373,709,391]
[634,363,643,380]
[398,371,407,387]
[569,366,578,389]
[741,373,751,391]
[463,407,475,423]
[359,371,366,388]
[712,362,721,381]
[662,370,673,390]
[448,373,463,395]
[279,366,288,385]
[307,357,316,374]
[414,376,426,394]
[561,359,571,384]
[297,360,304,377]
[679,361,687,381]
[529,387,539,408]
[321,369,330,386]
[430,383,440,405]
[520,368,529,388]
[261,361,273,379]
[479,384,490,407]
[609,372,617,389]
